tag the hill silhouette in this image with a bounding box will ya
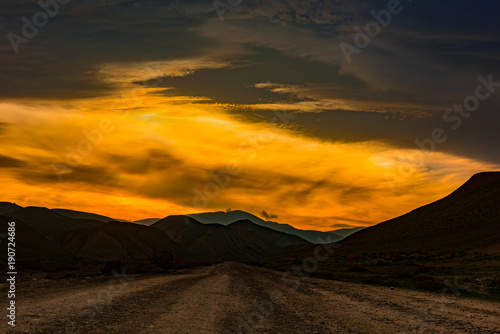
[55,221,192,262]
[328,227,366,238]
[152,215,310,261]
[0,202,22,215]
[53,208,115,223]
[340,171,500,253]
[0,216,72,263]
[5,206,104,239]
[133,218,161,226]
[3,172,498,268]
[188,210,343,243]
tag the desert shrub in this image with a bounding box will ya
[392,268,413,278]
[150,251,175,270]
[127,262,148,274]
[413,274,434,282]
[347,253,365,271]
[414,275,441,292]
[415,279,441,292]
[101,260,125,275]
[361,274,388,285]
[380,278,401,287]
[392,254,404,261]
[414,265,432,275]
[487,277,500,294]
[347,265,368,272]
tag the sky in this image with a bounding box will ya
[0,0,499,231]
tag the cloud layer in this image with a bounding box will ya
[1,0,499,228]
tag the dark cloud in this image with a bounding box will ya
[260,210,278,220]
[15,162,118,187]
[0,0,213,99]
[222,94,500,166]
[1,0,499,166]
[139,46,340,104]
[108,149,183,175]
[0,155,25,168]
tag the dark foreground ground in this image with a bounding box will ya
[1,262,499,333]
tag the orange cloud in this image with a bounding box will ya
[0,63,497,229]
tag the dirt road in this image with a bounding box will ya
[2,262,499,333]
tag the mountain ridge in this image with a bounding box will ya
[55,221,193,262]
[187,210,345,243]
[5,206,105,239]
[340,171,500,253]
[152,215,310,261]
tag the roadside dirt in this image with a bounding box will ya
[1,262,499,333]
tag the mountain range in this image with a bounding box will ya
[152,215,310,261]
[1,172,499,268]
[129,211,363,243]
[187,210,351,243]
[0,206,318,264]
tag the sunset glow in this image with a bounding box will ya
[1,75,495,230]
[1,1,499,230]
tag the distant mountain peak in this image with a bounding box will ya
[157,215,204,226]
[187,210,343,244]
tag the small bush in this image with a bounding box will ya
[150,251,185,270]
[347,266,368,272]
[380,278,401,287]
[414,266,432,275]
[487,277,500,294]
[413,275,434,282]
[414,275,441,292]
[347,253,364,271]
[101,260,125,275]
[392,268,413,278]
[361,274,388,285]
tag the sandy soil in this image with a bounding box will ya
[1,262,499,333]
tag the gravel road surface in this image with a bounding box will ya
[2,262,499,333]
